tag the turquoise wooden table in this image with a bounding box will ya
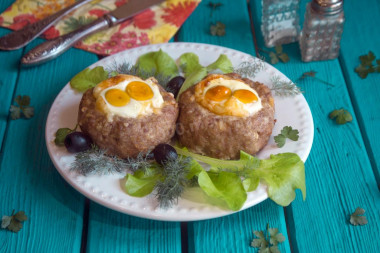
[1,0,379,252]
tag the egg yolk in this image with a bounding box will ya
[126,81,154,101]
[105,89,130,107]
[205,85,232,101]
[233,89,258,104]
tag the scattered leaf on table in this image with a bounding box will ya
[354,51,380,79]
[329,109,353,124]
[9,95,34,120]
[1,210,28,233]
[210,22,226,36]
[350,207,368,226]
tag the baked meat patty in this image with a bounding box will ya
[177,73,275,160]
[78,75,178,158]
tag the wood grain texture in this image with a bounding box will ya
[250,0,380,252]
[178,1,291,252]
[0,36,98,252]
[87,202,181,253]
[338,0,380,183]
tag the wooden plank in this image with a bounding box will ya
[177,1,291,252]
[338,0,380,182]
[0,2,23,151]
[87,202,181,253]
[0,37,98,252]
[250,0,380,252]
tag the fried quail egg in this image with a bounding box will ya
[93,74,164,121]
[194,74,262,117]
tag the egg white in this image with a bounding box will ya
[98,77,164,120]
[202,78,263,116]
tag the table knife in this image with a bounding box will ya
[0,0,93,50]
[21,0,164,66]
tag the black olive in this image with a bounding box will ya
[152,144,178,165]
[64,132,93,153]
[166,76,185,98]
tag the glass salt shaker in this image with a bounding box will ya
[261,0,301,47]
[299,0,345,62]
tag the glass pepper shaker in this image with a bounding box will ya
[299,0,345,62]
[261,0,301,47]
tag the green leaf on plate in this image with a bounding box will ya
[70,66,109,92]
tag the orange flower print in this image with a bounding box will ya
[133,9,156,30]
[43,26,60,40]
[161,1,198,27]
[10,14,38,30]
[89,9,108,18]
[138,33,150,45]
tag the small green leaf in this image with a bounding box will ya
[359,51,375,66]
[274,134,286,148]
[269,52,279,65]
[55,128,73,146]
[13,211,27,222]
[278,53,290,63]
[210,22,226,36]
[20,95,31,107]
[7,220,23,233]
[274,45,283,54]
[9,105,21,120]
[1,216,12,229]
[350,207,368,226]
[329,109,352,124]
[269,228,285,245]
[281,126,299,141]
[269,246,280,253]
[22,107,34,119]
[70,66,109,92]
[243,176,260,192]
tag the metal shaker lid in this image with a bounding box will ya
[311,0,343,15]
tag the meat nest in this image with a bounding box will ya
[78,86,178,159]
[177,73,275,160]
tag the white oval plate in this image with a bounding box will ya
[46,42,313,221]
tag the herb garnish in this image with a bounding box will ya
[349,207,368,226]
[270,76,302,97]
[233,59,266,79]
[329,109,352,125]
[259,46,290,65]
[251,223,286,252]
[9,95,34,120]
[297,70,335,87]
[71,146,129,176]
[208,2,223,17]
[274,126,299,148]
[210,21,226,36]
[1,210,27,233]
[55,125,78,146]
[354,51,380,79]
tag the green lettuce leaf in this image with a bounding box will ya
[176,67,208,100]
[136,49,179,79]
[125,170,162,197]
[179,52,203,77]
[255,153,306,206]
[198,170,247,211]
[70,66,109,92]
[206,54,233,73]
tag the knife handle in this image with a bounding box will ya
[21,16,116,66]
[0,0,92,50]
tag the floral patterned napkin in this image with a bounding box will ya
[0,0,201,55]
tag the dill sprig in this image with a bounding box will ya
[155,157,191,209]
[105,61,172,89]
[125,151,155,174]
[234,59,266,79]
[71,146,128,176]
[270,75,302,97]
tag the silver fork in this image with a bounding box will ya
[0,0,93,50]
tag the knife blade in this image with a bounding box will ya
[0,0,93,50]
[21,0,165,66]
